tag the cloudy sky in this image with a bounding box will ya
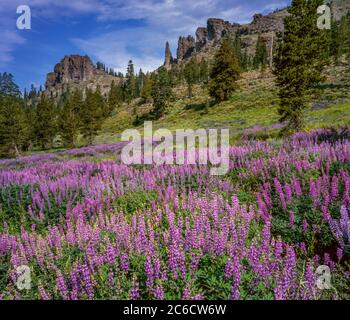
[0,0,290,90]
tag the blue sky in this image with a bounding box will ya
[0,0,290,91]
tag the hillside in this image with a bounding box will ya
[95,61,350,146]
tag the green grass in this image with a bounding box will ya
[96,67,350,145]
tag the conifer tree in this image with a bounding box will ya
[199,59,209,83]
[0,73,28,157]
[59,89,82,148]
[125,60,136,103]
[184,58,197,98]
[0,73,21,98]
[253,34,268,71]
[151,67,172,119]
[108,81,122,115]
[208,37,241,102]
[141,74,155,103]
[80,88,104,145]
[273,0,330,134]
[34,93,57,149]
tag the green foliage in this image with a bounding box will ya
[253,34,268,71]
[273,0,330,134]
[150,67,173,119]
[59,89,83,148]
[113,190,158,215]
[208,37,241,102]
[80,87,105,145]
[184,58,198,98]
[330,13,350,63]
[34,94,57,149]
[0,73,32,158]
[125,60,136,103]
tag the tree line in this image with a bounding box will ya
[1,0,350,158]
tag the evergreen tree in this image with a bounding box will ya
[59,89,82,148]
[151,67,172,119]
[108,81,122,115]
[208,37,241,102]
[233,32,242,69]
[253,34,268,71]
[34,94,57,149]
[273,0,330,134]
[184,58,197,97]
[80,88,104,145]
[331,13,350,63]
[0,73,28,157]
[125,60,136,103]
[241,49,250,71]
[141,73,155,103]
[0,72,21,98]
[136,69,145,98]
[199,59,209,83]
[0,97,27,157]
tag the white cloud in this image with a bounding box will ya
[0,0,290,72]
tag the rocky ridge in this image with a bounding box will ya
[164,1,350,67]
[45,55,121,98]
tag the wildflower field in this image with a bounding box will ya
[0,128,350,300]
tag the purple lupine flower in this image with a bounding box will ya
[56,271,69,300]
[274,178,287,211]
[120,253,129,272]
[285,183,293,203]
[153,284,165,300]
[302,219,309,233]
[331,176,339,201]
[182,283,191,300]
[38,283,51,300]
[289,211,295,227]
[336,248,343,262]
[130,275,140,300]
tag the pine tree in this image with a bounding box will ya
[59,89,82,148]
[208,37,241,102]
[233,33,242,69]
[184,58,197,97]
[34,94,57,149]
[0,97,27,157]
[141,73,155,103]
[199,59,209,83]
[241,49,249,71]
[253,34,268,71]
[151,67,172,119]
[273,0,330,135]
[108,81,122,115]
[125,60,136,103]
[80,88,104,145]
[0,72,21,98]
[0,73,28,157]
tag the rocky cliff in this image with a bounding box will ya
[165,9,288,67]
[45,55,121,98]
[165,1,350,67]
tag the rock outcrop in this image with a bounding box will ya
[245,12,286,33]
[164,41,174,70]
[165,9,288,67]
[177,36,196,61]
[45,55,103,89]
[44,55,122,99]
[207,18,240,41]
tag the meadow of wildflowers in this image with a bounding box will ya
[0,128,349,300]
